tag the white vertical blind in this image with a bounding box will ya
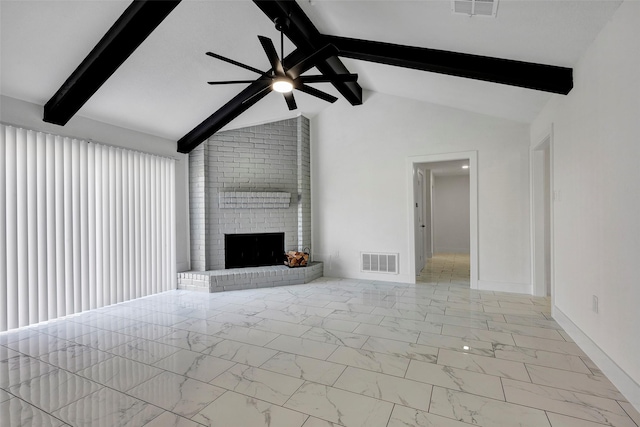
[0,124,176,332]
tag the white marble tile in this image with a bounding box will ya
[393,302,445,316]
[429,300,486,312]
[326,310,384,325]
[6,333,72,358]
[430,386,551,427]
[77,355,162,392]
[437,348,530,381]
[284,382,393,427]
[128,371,226,419]
[302,417,344,427]
[9,369,100,413]
[194,390,307,427]
[211,363,304,405]
[441,324,515,346]
[301,316,359,333]
[208,312,264,327]
[526,364,626,401]
[513,335,588,357]
[488,321,565,340]
[260,352,346,386]
[494,344,592,374]
[213,303,260,315]
[379,317,443,334]
[266,335,338,360]
[0,345,19,362]
[73,330,136,351]
[144,411,202,427]
[352,323,419,343]
[504,315,562,330]
[483,306,550,316]
[361,337,438,363]
[201,339,278,367]
[0,396,66,427]
[153,349,235,382]
[503,378,636,427]
[117,323,176,340]
[417,332,494,357]
[254,308,311,324]
[158,329,224,352]
[546,412,613,427]
[110,338,179,364]
[0,354,57,389]
[387,404,472,427]
[241,300,291,312]
[618,401,640,426]
[333,366,433,411]
[301,327,368,348]
[54,387,163,427]
[406,359,504,400]
[371,307,428,321]
[40,322,100,340]
[426,313,488,329]
[137,312,191,327]
[172,318,227,335]
[445,308,506,322]
[254,318,313,337]
[39,343,113,373]
[327,347,409,377]
[285,304,336,318]
[324,302,375,314]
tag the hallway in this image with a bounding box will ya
[417,253,471,285]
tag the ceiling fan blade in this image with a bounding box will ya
[283,91,297,111]
[208,80,263,85]
[296,84,338,104]
[286,44,339,79]
[206,52,267,76]
[257,35,285,77]
[241,85,273,105]
[298,74,358,84]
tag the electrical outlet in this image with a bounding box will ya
[592,295,598,313]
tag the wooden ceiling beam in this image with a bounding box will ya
[43,0,182,126]
[321,35,573,95]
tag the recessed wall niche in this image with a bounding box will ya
[188,116,311,271]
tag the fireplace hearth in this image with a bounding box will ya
[225,232,285,269]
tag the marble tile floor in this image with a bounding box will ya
[417,253,471,285]
[1,278,639,427]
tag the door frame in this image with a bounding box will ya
[414,168,425,275]
[407,151,478,288]
[530,126,555,297]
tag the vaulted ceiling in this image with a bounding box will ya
[0,0,622,152]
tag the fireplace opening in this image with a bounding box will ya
[225,232,285,269]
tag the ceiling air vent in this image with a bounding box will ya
[361,252,399,275]
[452,0,498,17]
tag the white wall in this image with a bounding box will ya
[311,91,531,290]
[531,0,640,391]
[433,174,470,253]
[0,95,190,272]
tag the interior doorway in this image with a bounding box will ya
[531,135,553,297]
[407,152,478,289]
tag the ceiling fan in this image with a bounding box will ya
[205,17,358,111]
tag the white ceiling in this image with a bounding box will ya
[420,160,470,177]
[0,0,622,142]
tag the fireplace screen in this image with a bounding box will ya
[225,232,285,269]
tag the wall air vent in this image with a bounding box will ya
[452,0,498,17]
[361,252,399,274]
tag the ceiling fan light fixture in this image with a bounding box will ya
[272,78,293,93]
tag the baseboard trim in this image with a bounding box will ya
[552,305,640,412]
[476,280,530,294]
